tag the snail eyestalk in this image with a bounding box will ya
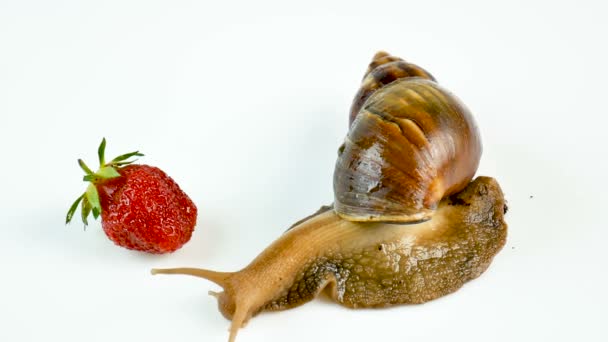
[151,268,230,287]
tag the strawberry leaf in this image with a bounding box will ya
[110,151,144,165]
[98,138,107,166]
[86,184,101,219]
[81,196,92,226]
[112,160,138,166]
[96,166,121,179]
[92,207,100,219]
[83,174,97,182]
[66,194,84,224]
[78,159,94,175]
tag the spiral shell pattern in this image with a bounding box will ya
[334,52,481,223]
[349,51,436,126]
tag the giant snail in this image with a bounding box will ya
[152,51,508,342]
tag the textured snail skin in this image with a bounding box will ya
[152,177,507,342]
[335,52,482,223]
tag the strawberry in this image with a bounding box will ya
[66,138,197,254]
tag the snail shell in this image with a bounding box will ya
[334,52,482,223]
[349,51,436,125]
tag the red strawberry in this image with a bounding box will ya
[66,138,197,254]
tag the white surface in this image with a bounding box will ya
[1,0,607,341]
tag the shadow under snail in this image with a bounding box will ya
[152,51,508,342]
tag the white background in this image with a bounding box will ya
[1,0,606,341]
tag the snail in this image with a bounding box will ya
[152,51,508,342]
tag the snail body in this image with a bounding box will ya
[152,52,507,342]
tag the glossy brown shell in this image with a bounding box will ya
[349,51,436,126]
[334,52,482,223]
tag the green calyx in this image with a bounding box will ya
[66,138,144,226]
